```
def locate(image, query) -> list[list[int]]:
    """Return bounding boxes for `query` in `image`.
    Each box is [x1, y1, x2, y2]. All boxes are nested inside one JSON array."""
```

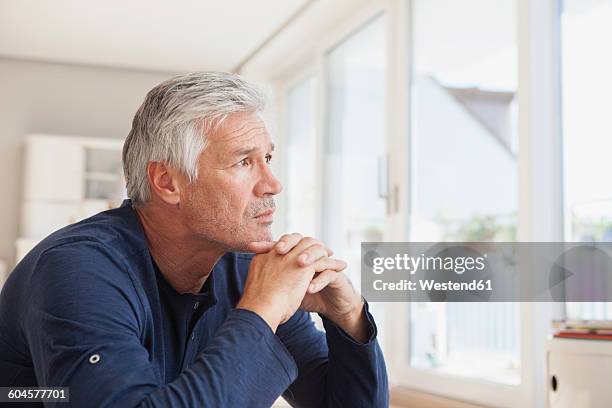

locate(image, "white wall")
[[0, 57, 176, 268]]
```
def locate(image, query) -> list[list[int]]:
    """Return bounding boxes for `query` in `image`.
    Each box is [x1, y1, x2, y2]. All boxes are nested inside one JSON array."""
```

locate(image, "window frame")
[[273, 67, 319, 238]]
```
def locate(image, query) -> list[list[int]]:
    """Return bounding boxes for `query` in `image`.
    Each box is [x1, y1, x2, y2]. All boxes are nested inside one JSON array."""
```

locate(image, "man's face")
[[179, 112, 282, 251]]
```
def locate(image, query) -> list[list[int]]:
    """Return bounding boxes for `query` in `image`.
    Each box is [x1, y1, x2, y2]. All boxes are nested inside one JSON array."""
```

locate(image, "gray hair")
[[122, 71, 267, 205]]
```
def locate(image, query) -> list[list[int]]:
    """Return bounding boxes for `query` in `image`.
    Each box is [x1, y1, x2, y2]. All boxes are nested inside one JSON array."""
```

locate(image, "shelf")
[[19, 134, 127, 263]]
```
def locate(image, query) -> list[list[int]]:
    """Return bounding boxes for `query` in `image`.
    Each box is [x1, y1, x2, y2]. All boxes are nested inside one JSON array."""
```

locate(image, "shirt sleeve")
[[276, 302, 389, 407], [25, 241, 298, 408]]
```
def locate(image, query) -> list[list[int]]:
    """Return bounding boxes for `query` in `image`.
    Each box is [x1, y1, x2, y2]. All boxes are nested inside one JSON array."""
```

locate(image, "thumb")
[[247, 240, 278, 254]]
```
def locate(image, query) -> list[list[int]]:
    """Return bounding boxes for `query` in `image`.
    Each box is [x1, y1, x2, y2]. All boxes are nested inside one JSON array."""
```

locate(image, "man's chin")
[[251, 228, 273, 245], [228, 226, 273, 252]]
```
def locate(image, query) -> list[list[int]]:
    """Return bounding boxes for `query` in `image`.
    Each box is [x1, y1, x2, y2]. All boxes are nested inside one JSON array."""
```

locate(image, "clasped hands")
[[237, 233, 368, 343]]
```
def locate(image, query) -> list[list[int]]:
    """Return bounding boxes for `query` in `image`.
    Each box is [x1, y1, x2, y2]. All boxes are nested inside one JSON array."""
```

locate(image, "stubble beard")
[[232, 198, 276, 250], [185, 191, 276, 252]]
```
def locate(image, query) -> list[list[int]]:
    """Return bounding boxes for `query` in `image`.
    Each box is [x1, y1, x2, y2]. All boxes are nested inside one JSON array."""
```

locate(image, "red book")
[[554, 331, 612, 341]]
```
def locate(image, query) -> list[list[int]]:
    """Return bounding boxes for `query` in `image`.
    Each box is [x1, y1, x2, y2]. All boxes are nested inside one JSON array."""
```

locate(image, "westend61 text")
[[373, 279, 493, 292]]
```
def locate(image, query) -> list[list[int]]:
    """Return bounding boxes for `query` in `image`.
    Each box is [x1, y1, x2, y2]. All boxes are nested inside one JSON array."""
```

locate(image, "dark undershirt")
[[153, 258, 216, 381]]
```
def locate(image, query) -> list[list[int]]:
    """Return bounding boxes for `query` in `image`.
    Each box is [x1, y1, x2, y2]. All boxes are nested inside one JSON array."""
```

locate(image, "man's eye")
[[238, 158, 250, 167], [265, 154, 272, 164]]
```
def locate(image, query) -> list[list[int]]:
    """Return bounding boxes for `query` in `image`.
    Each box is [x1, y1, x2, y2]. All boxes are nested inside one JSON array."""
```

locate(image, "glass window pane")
[[325, 14, 388, 284], [325, 14, 388, 345], [409, 0, 519, 384], [285, 76, 317, 237], [561, 0, 612, 319]]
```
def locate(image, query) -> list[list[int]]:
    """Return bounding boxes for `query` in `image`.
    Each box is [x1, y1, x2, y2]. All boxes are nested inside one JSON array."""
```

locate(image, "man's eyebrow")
[[230, 143, 275, 157]]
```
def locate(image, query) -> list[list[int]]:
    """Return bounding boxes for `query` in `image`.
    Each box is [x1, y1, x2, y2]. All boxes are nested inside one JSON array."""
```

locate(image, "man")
[[0, 72, 388, 407]]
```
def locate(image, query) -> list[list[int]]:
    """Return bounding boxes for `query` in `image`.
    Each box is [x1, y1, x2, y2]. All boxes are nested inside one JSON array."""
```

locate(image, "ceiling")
[[0, 0, 310, 73]]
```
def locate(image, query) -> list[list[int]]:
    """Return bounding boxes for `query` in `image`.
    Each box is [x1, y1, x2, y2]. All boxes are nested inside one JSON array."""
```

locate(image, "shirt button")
[[193, 301, 199, 310], [89, 354, 101, 364]]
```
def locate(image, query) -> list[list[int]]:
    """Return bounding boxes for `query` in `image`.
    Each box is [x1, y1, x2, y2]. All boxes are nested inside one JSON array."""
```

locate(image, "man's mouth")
[[253, 209, 275, 223]]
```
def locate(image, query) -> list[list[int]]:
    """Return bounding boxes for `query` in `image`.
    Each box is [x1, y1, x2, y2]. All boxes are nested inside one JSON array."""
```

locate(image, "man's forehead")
[[206, 113, 273, 157]]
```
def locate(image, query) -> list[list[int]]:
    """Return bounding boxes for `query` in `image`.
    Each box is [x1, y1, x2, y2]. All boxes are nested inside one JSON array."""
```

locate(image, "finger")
[[284, 236, 319, 261], [311, 257, 347, 273], [274, 233, 303, 254], [285, 237, 333, 264], [247, 241, 277, 253], [308, 270, 342, 293], [296, 243, 334, 266]]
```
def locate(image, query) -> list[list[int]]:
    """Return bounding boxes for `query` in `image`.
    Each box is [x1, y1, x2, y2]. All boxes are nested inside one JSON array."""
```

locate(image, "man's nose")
[[255, 163, 283, 196]]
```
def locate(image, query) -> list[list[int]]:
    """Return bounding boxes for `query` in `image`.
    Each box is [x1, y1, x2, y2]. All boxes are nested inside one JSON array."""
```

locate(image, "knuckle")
[[306, 245, 326, 259], [330, 259, 346, 269], [307, 242, 322, 252], [298, 237, 315, 247], [305, 237, 323, 247]]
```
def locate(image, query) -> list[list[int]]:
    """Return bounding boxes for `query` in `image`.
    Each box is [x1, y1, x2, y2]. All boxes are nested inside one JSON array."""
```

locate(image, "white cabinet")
[[17, 134, 126, 262], [24, 136, 84, 201], [547, 338, 612, 408]]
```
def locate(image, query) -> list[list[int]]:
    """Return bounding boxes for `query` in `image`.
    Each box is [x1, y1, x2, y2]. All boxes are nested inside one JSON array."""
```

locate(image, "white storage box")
[[547, 337, 612, 407]]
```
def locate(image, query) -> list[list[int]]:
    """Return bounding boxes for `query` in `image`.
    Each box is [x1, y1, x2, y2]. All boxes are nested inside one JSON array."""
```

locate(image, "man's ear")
[[146, 161, 183, 205]]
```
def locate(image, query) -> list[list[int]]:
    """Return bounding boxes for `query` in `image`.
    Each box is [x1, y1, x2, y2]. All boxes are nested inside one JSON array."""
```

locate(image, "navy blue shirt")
[[0, 200, 388, 407]]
